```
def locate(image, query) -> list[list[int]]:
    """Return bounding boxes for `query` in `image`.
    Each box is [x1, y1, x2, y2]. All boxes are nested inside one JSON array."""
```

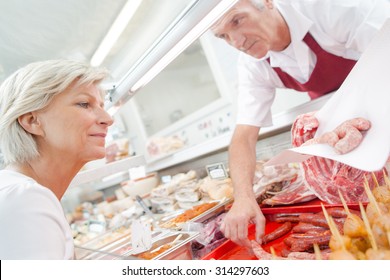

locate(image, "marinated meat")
[[291, 112, 386, 204]]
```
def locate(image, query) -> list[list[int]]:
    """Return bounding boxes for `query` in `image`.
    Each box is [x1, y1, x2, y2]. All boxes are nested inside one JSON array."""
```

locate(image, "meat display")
[[325, 179, 390, 260], [191, 213, 227, 259], [302, 117, 371, 154], [291, 112, 386, 204], [254, 161, 317, 205]]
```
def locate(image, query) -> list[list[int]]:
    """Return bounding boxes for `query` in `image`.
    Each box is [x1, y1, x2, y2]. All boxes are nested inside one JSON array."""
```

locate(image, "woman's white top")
[[236, 0, 390, 127], [0, 170, 74, 259]]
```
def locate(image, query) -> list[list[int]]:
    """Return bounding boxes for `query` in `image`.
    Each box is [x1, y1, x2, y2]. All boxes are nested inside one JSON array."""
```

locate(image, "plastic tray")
[[201, 222, 287, 260], [202, 199, 362, 260], [260, 198, 361, 214]]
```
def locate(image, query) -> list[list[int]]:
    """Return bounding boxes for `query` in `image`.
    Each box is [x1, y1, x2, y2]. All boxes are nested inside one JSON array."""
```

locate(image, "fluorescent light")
[[129, 0, 237, 92], [91, 0, 143, 66]]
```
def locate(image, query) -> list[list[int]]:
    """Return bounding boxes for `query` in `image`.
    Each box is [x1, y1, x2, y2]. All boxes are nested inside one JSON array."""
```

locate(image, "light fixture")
[[90, 0, 143, 66], [129, 0, 237, 92], [105, 0, 238, 115]]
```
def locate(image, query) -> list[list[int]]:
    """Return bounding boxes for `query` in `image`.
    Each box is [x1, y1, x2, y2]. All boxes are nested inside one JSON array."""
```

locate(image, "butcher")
[[211, 0, 390, 247]]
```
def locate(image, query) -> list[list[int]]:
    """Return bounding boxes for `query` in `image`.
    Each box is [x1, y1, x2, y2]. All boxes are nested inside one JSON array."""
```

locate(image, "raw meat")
[[254, 161, 317, 205], [291, 112, 385, 203]]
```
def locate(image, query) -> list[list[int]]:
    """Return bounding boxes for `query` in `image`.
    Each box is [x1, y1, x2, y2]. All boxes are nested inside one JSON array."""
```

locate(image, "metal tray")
[[74, 227, 132, 259], [77, 229, 169, 260], [126, 231, 199, 260], [158, 198, 232, 230]]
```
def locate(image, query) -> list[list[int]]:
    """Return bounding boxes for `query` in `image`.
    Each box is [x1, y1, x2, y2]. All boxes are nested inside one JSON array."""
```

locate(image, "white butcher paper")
[[266, 19, 390, 172]]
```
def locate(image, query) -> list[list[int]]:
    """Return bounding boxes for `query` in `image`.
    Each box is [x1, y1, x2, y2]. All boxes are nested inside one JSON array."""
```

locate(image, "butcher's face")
[[211, 0, 276, 59], [35, 81, 113, 163]]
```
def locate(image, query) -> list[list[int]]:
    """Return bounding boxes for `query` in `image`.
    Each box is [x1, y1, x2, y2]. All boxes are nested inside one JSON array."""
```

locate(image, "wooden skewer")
[[359, 202, 378, 251], [313, 243, 322, 260], [383, 170, 390, 187], [270, 246, 277, 260], [371, 172, 379, 188], [363, 176, 382, 216], [321, 203, 345, 250], [338, 189, 351, 215]]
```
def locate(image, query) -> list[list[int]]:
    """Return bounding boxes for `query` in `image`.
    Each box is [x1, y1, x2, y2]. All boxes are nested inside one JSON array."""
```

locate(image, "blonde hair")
[[0, 59, 109, 165]]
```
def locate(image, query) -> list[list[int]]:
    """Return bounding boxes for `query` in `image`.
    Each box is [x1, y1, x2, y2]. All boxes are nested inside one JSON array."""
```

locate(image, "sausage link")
[[292, 222, 328, 233], [262, 222, 292, 244]]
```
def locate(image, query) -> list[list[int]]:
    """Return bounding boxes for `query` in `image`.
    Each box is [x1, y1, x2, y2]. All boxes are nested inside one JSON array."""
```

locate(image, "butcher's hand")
[[304, 118, 371, 154], [220, 195, 265, 248]]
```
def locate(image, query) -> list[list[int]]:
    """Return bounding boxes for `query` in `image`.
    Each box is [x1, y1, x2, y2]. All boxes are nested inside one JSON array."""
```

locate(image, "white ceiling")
[[0, 0, 194, 83]]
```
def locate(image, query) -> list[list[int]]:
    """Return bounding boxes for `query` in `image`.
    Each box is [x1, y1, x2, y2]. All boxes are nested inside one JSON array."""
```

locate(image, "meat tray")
[[260, 198, 361, 214], [126, 231, 199, 260], [74, 226, 132, 259], [77, 230, 167, 260], [202, 199, 360, 260], [158, 198, 232, 230], [191, 198, 232, 224]]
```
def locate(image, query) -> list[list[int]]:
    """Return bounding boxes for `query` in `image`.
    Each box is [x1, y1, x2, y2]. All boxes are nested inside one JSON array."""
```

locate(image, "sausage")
[[299, 213, 345, 233], [274, 216, 301, 223], [302, 117, 371, 154], [287, 251, 330, 260], [292, 222, 328, 233], [262, 222, 292, 244], [290, 230, 331, 240], [299, 213, 330, 228], [289, 234, 331, 252]]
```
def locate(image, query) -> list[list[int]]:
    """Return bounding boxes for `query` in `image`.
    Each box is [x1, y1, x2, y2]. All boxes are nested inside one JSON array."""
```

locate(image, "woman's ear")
[[18, 112, 44, 136]]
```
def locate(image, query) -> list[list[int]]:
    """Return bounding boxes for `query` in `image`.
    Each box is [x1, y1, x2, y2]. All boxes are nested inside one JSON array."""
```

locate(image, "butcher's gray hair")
[[0, 59, 109, 165], [250, 0, 266, 10]]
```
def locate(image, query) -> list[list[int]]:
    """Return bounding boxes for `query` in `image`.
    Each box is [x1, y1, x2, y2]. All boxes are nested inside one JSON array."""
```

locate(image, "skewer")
[[363, 176, 382, 216], [313, 243, 322, 260], [371, 172, 379, 188], [363, 177, 390, 247], [358, 202, 378, 251], [270, 246, 277, 260], [383, 170, 390, 187], [338, 189, 351, 215], [321, 203, 345, 250]]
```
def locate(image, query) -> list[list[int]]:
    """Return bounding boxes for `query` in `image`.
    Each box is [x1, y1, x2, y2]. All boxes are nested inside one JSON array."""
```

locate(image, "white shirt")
[[236, 0, 390, 127], [0, 170, 74, 259]]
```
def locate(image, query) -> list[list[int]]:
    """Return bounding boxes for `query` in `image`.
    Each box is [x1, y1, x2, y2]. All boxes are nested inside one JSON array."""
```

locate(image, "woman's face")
[[35, 82, 113, 163]]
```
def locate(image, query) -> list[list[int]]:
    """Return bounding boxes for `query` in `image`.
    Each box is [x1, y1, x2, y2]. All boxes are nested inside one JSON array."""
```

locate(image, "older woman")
[[0, 60, 113, 259]]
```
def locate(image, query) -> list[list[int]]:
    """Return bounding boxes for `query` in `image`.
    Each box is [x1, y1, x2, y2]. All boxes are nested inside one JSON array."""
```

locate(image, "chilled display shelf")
[[145, 93, 332, 173], [69, 155, 146, 188]]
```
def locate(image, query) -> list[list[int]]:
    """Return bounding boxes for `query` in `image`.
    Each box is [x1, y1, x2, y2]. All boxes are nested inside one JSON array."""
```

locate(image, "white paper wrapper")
[[267, 19, 390, 172]]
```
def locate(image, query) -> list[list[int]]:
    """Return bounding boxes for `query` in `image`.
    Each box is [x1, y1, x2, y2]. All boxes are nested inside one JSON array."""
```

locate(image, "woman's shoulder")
[[0, 170, 59, 210]]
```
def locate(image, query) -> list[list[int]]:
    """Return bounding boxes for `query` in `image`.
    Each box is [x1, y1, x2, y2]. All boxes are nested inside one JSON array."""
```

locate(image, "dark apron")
[[269, 33, 357, 99]]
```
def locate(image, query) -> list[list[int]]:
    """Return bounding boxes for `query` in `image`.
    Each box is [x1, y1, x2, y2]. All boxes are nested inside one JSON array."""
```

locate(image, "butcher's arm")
[[221, 124, 265, 247]]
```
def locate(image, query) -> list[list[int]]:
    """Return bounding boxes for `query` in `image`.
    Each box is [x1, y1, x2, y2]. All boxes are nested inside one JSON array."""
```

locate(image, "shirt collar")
[[267, 1, 314, 74]]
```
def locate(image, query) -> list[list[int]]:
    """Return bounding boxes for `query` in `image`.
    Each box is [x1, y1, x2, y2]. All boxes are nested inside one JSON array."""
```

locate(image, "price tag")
[[131, 220, 152, 254], [161, 175, 172, 184], [206, 163, 228, 180], [129, 165, 146, 181]]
